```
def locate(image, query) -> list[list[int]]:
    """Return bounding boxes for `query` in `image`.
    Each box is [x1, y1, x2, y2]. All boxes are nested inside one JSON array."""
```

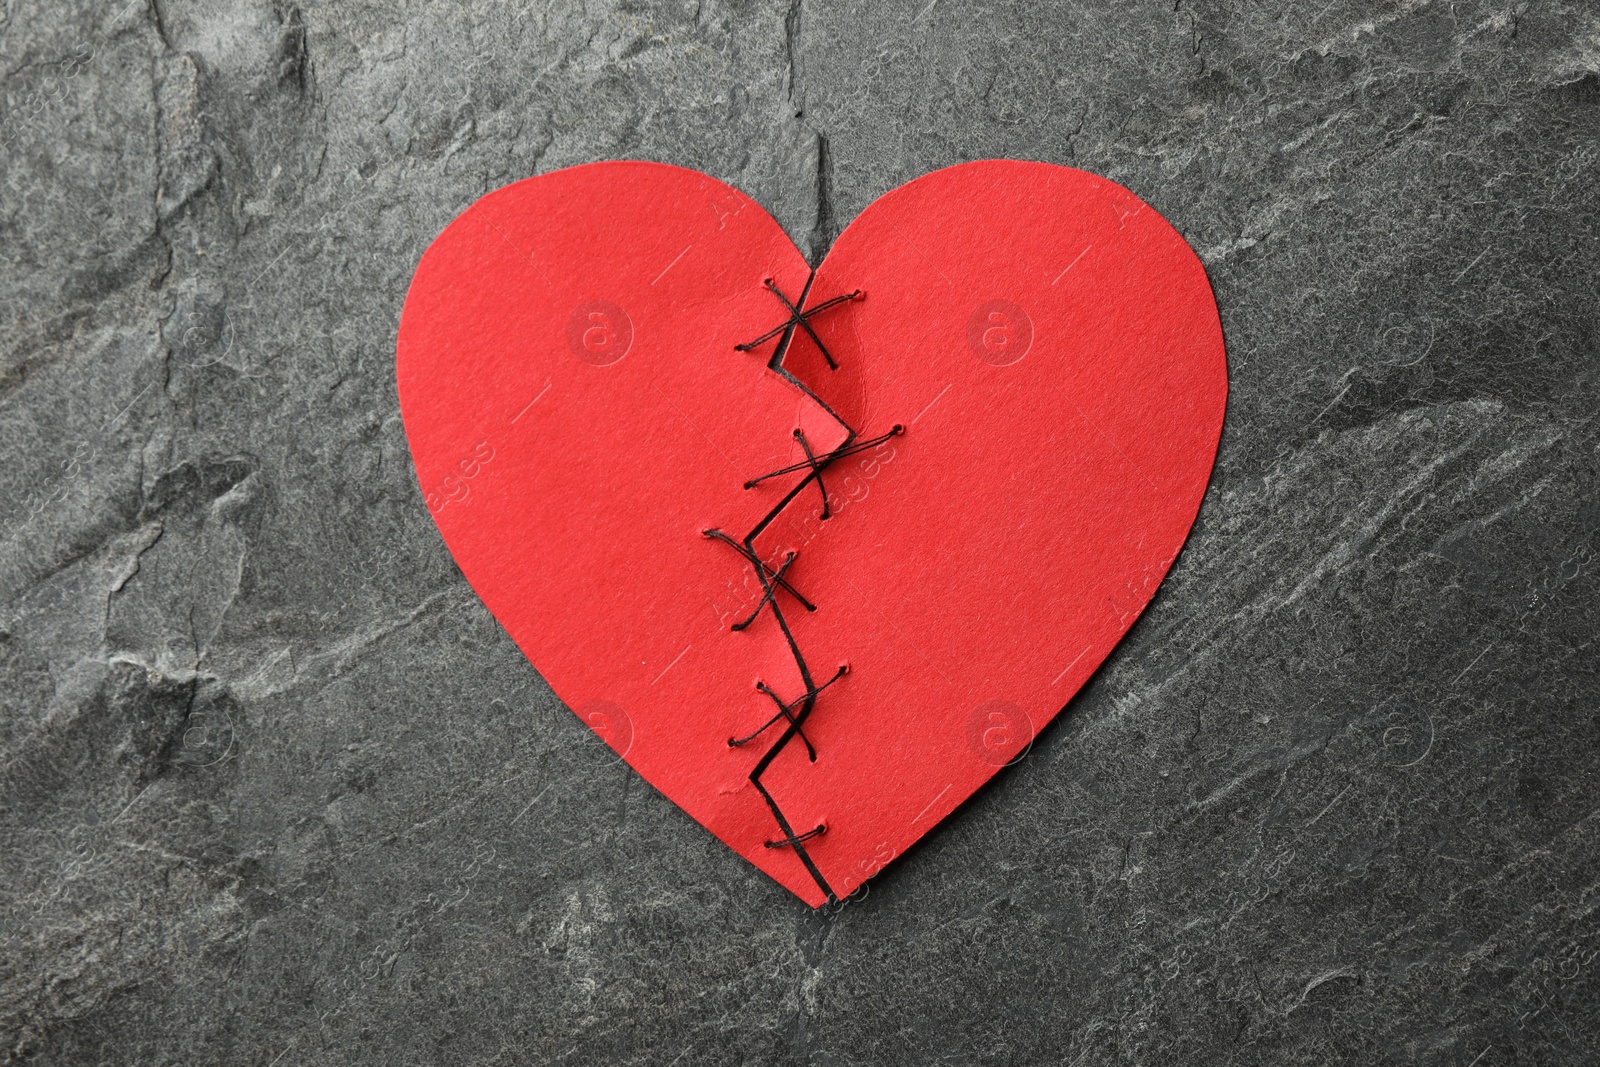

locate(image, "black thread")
[[743, 426, 904, 490], [710, 275, 901, 906], [729, 664, 849, 760], [702, 529, 816, 613], [727, 550, 797, 632], [734, 279, 862, 369], [765, 824, 825, 849], [792, 428, 831, 519]]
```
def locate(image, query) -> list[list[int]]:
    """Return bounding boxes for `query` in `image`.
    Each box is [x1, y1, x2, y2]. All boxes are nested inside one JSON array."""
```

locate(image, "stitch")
[[765, 823, 826, 849], [729, 665, 849, 760], [701, 528, 816, 612], [733, 279, 862, 368], [727, 550, 798, 632], [743, 425, 904, 489]]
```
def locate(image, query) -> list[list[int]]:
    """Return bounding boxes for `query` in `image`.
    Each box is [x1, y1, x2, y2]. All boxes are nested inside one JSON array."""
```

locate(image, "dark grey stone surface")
[[2, 0, 1598, 1062]]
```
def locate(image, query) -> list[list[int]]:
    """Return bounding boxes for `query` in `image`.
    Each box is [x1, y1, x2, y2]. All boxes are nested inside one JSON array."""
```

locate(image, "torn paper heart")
[[396, 160, 1227, 906]]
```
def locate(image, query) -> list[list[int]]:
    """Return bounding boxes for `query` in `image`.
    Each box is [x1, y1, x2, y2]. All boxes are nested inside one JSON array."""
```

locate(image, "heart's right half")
[[397, 159, 1226, 906]]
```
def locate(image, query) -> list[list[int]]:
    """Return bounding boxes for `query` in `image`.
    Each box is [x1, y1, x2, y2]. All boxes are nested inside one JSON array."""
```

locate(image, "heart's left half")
[[397, 160, 1226, 906]]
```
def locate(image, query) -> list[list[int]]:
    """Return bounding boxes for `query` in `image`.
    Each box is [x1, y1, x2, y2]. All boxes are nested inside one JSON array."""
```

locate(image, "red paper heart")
[[397, 160, 1226, 906]]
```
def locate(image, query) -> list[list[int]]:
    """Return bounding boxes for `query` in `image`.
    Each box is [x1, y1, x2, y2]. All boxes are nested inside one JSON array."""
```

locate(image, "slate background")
[[3, 0, 1599, 1062]]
